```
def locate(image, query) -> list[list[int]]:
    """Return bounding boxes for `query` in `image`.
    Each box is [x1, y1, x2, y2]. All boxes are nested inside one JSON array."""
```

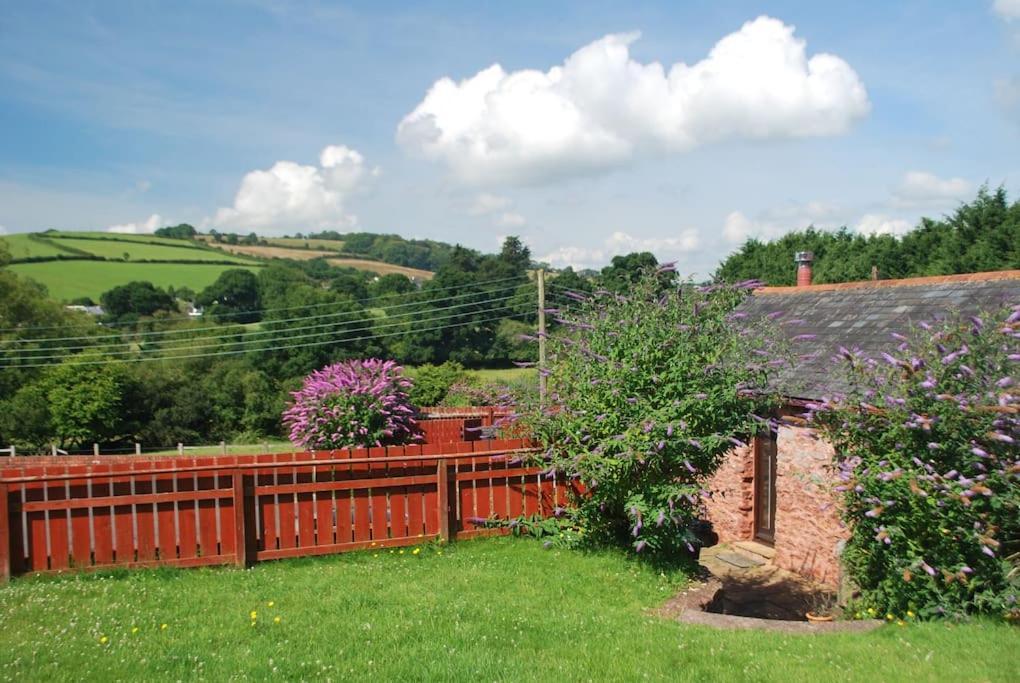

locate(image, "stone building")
[[703, 260, 1020, 586]]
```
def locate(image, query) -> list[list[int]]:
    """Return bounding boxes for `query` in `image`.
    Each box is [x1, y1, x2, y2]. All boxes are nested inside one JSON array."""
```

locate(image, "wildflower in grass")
[[250, 611, 258, 620], [274, 616, 281, 624], [131, 626, 139, 634], [99, 636, 108, 645], [160, 623, 168, 630], [398, 549, 404, 555], [412, 548, 421, 555], [267, 601, 274, 607]]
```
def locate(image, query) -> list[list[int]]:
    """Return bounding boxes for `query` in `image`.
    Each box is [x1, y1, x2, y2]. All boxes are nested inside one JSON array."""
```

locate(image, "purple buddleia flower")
[[635, 540, 647, 553]]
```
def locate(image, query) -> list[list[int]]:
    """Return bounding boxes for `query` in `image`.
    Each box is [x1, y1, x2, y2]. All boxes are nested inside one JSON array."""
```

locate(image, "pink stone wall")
[[703, 425, 848, 586]]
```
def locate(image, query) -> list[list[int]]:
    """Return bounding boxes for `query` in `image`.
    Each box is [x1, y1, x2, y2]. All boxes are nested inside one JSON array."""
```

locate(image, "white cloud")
[[854, 213, 913, 236], [541, 229, 700, 269], [466, 192, 527, 226], [721, 202, 843, 244], [398, 16, 869, 185], [996, 76, 1020, 124], [891, 170, 971, 207], [497, 212, 526, 227], [468, 193, 512, 215], [211, 144, 373, 232], [107, 213, 162, 234], [993, 0, 1020, 20]]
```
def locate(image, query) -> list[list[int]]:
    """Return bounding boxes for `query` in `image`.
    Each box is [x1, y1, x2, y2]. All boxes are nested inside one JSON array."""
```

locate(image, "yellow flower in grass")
[[906, 610, 915, 618], [866, 608, 876, 616], [886, 613, 894, 621], [160, 624, 168, 631], [99, 636, 108, 645], [398, 549, 405, 555], [897, 620, 906, 627], [267, 601, 274, 608], [274, 616, 281, 624], [412, 548, 421, 555], [437, 550, 443, 556], [250, 611, 258, 620], [131, 627, 139, 635]]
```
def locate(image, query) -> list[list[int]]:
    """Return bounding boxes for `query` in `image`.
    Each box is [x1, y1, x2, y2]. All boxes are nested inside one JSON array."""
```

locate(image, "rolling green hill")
[[7, 261, 263, 301]]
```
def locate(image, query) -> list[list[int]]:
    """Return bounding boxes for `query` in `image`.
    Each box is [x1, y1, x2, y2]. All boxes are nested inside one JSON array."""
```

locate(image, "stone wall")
[[703, 425, 847, 586]]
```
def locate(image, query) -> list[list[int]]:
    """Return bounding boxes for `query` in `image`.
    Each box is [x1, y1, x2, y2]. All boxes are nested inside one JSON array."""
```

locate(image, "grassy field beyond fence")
[[0, 537, 1015, 681]]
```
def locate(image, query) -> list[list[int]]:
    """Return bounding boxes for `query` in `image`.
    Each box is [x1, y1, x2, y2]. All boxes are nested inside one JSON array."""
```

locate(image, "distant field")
[[204, 243, 338, 261], [51, 238, 256, 263], [0, 234, 76, 259], [48, 231, 200, 247], [326, 257, 433, 280], [9, 261, 262, 301], [266, 237, 347, 250]]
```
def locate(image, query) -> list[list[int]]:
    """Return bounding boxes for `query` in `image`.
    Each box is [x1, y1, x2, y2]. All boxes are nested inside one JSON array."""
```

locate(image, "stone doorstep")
[[733, 540, 777, 561]]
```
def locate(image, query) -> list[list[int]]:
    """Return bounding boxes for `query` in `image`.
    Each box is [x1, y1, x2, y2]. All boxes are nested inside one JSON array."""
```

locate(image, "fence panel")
[[0, 438, 564, 580]]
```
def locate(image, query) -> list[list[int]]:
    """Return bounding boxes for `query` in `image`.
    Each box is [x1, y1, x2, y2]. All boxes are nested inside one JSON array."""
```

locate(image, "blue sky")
[[1, 0, 1018, 277]]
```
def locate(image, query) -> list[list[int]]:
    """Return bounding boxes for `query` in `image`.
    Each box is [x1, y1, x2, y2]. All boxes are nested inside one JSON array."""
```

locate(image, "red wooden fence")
[[0, 438, 571, 581]]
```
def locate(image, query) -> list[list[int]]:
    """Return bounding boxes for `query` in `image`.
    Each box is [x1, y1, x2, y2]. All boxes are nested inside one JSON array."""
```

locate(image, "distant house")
[[703, 259, 1020, 585], [65, 304, 105, 316], [186, 303, 204, 318]]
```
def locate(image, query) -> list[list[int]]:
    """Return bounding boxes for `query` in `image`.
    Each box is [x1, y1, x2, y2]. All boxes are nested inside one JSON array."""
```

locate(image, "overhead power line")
[[4, 282, 525, 346], [2, 310, 533, 369], [4, 289, 523, 357], [0, 274, 528, 335], [1, 297, 522, 363]]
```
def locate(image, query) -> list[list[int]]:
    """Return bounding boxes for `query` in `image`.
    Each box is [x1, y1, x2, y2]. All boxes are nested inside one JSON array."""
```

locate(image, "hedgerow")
[[809, 306, 1019, 620]]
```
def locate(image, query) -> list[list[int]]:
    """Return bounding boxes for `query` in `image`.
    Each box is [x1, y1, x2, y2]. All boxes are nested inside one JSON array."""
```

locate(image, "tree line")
[[715, 187, 1020, 285]]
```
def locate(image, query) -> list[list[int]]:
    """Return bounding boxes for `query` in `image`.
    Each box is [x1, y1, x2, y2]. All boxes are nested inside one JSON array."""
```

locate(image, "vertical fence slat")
[[276, 453, 297, 551], [155, 468, 177, 562], [175, 461, 198, 561], [313, 452, 335, 547], [67, 465, 91, 569], [133, 462, 157, 562], [91, 464, 114, 566], [195, 459, 218, 559], [0, 482, 9, 582], [110, 463, 134, 564], [44, 465, 69, 571], [416, 444, 437, 538], [257, 454, 278, 553], [296, 454, 315, 550]]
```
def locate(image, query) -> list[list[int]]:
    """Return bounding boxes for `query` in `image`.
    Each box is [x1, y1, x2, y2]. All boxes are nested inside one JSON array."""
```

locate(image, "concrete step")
[[733, 541, 776, 562]]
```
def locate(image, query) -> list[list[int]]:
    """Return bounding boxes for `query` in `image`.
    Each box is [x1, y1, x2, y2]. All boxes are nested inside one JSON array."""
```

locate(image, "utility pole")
[[537, 268, 547, 406]]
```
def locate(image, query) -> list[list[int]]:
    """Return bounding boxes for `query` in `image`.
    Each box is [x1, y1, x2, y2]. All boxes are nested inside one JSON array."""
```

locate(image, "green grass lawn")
[[0, 538, 1014, 682], [466, 367, 535, 384], [8, 261, 263, 301]]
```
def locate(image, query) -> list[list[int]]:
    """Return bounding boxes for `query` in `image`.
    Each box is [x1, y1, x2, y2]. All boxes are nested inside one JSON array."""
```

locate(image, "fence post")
[[232, 469, 248, 567], [437, 459, 450, 543], [9, 445, 13, 457], [51, 444, 57, 457], [178, 443, 184, 456], [135, 443, 141, 455], [220, 441, 227, 456], [0, 483, 10, 583], [93, 443, 99, 456]]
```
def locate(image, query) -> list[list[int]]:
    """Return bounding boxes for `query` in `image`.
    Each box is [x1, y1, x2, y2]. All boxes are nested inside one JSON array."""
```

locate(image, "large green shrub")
[[526, 272, 784, 557], [810, 306, 1019, 620], [407, 361, 465, 406]]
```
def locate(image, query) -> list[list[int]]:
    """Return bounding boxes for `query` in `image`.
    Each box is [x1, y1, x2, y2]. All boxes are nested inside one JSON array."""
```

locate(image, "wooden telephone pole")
[[537, 269, 547, 405]]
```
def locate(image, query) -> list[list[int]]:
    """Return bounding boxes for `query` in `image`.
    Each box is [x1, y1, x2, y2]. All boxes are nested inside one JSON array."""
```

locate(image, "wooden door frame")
[[752, 432, 777, 543]]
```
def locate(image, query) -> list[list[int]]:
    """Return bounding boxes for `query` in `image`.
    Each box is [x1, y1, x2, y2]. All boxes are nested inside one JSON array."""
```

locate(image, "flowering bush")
[[525, 271, 786, 558], [809, 306, 1019, 620], [282, 359, 419, 449]]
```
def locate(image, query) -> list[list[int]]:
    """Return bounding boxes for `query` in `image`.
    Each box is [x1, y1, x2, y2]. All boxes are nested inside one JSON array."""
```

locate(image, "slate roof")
[[735, 271, 1020, 400]]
